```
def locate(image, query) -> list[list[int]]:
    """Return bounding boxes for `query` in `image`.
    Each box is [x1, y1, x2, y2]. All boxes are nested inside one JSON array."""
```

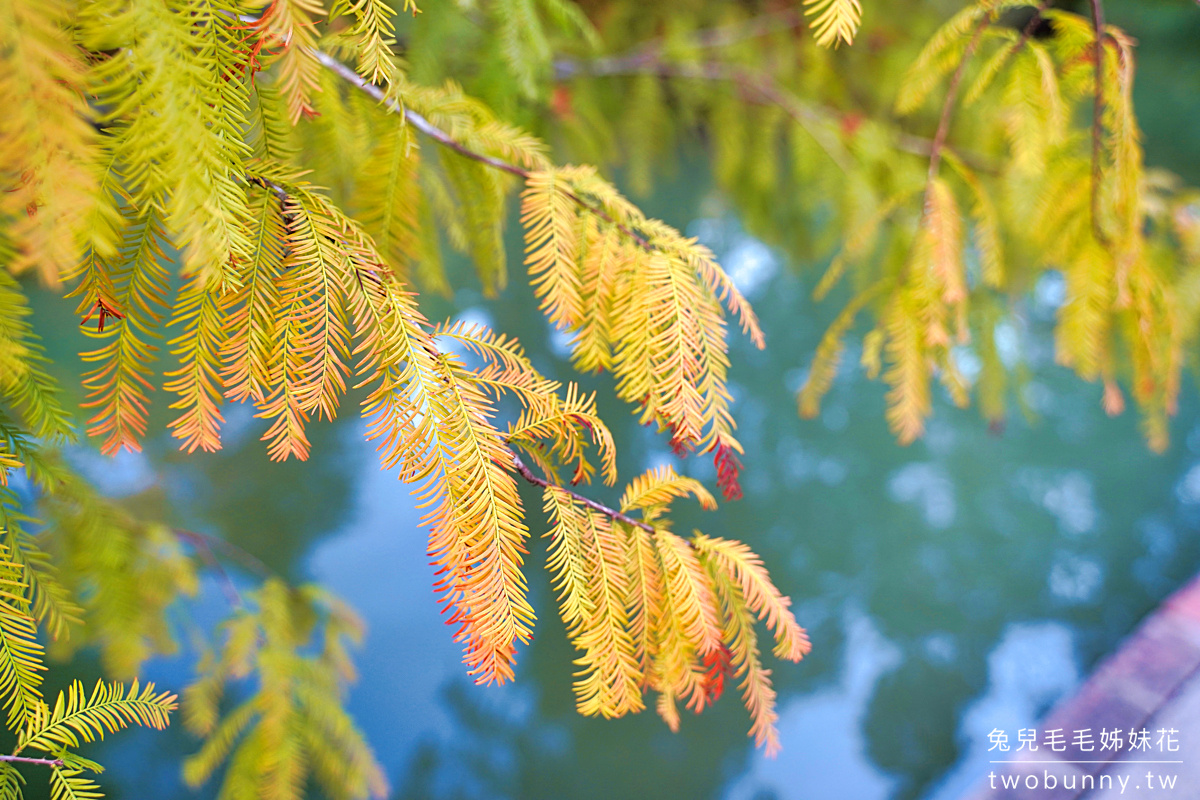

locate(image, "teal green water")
[[20, 5, 1200, 799]]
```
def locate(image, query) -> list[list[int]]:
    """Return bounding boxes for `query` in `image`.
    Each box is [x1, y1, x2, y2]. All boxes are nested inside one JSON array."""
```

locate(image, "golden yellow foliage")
[[0, 0, 830, 775]]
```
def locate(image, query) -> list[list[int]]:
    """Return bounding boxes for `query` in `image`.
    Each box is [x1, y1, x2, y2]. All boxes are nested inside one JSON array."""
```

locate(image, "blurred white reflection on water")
[[889, 463, 957, 530], [724, 609, 902, 800], [1016, 469, 1098, 537], [927, 622, 1078, 800], [1175, 462, 1200, 505], [1048, 551, 1105, 605], [722, 236, 777, 299]]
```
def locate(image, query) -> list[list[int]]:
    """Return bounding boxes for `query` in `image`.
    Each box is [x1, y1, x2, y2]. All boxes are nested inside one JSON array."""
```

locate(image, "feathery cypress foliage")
[[182, 580, 388, 800], [3, 0, 1194, 785]]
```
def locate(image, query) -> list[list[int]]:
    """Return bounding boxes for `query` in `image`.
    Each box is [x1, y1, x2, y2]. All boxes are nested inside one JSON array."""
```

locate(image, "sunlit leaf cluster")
[[542, 467, 810, 752]]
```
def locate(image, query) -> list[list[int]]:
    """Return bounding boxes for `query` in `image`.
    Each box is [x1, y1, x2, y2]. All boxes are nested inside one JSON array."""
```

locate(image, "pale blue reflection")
[[888, 463, 956, 530], [67, 446, 157, 497], [305, 422, 531, 782], [1016, 469, 1098, 537], [724, 610, 902, 800], [1047, 551, 1105, 605], [928, 622, 1079, 800]]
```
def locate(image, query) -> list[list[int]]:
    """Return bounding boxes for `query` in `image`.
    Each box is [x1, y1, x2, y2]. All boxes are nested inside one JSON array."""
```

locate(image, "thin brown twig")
[[924, 18, 990, 199], [957, 0, 1053, 92], [311, 51, 527, 180], [507, 452, 654, 533], [173, 526, 272, 594], [247, 173, 291, 204], [0, 754, 64, 768], [555, 54, 999, 175], [1089, 0, 1110, 246], [558, 56, 855, 173], [173, 529, 246, 608], [312, 50, 661, 254]]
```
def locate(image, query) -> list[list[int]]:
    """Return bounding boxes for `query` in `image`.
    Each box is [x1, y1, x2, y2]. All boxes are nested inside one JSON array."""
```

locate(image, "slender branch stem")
[[314, 53, 531, 179], [1089, 0, 1110, 245], [247, 174, 290, 204], [924, 18, 989, 199], [175, 528, 272, 580], [554, 54, 996, 175], [407, 110, 530, 178], [558, 56, 854, 173], [173, 529, 247, 607], [0, 754, 64, 768], [507, 452, 655, 533], [1014, 2, 1053, 55], [312, 50, 662, 252]]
